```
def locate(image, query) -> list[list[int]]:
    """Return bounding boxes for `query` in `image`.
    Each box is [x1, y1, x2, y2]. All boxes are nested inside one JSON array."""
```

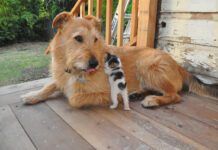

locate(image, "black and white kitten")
[[104, 53, 130, 110]]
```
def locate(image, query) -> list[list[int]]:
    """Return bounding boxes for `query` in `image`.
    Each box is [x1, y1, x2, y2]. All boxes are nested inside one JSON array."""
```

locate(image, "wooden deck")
[[0, 78, 218, 150]]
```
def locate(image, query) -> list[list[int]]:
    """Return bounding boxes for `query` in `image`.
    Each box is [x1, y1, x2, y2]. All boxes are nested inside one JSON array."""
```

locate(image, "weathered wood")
[[88, 0, 93, 15], [0, 105, 36, 150], [131, 101, 218, 150], [11, 102, 94, 150], [0, 78, 51, 96], [94, 108, 207, 149], [130, 0, 138, 44], [105, 0, 113, 44], [47, 98, 151, 150], [161, 0, 218, 12], [80, 2, 86, 17], [137, 0, 158, 47], [157, 40, 218, 78], [158, 14, 218, 47], [117, 0, 125, 46]]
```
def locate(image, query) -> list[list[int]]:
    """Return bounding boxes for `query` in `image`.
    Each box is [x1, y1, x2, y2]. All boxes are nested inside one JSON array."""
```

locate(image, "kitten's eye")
[[94, 37, 98, 43], [74, 35, 83, 43]]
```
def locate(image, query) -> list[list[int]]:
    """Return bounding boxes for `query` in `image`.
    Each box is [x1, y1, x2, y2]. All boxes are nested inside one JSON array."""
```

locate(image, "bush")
[[0, 0, 76, 46]]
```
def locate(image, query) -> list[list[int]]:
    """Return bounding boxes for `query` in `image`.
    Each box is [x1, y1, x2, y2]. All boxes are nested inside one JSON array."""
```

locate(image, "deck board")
[[131, 101, 218, 150], [11, 102, 94, 150], [0, 78, 218, 150], [0, 105, 36, 150], [47, 99, 151, 150]]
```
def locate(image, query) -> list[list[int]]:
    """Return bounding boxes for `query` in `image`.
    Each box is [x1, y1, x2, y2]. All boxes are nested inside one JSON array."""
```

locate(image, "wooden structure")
[[157, 0, 218, 79], [70, 0, 158, 47], [0, 78, 218, 150]]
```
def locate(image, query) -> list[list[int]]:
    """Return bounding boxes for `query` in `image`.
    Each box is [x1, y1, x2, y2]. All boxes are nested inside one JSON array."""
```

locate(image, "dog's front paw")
[[141, 95, 159, 108], [21, 91, 42, 105]]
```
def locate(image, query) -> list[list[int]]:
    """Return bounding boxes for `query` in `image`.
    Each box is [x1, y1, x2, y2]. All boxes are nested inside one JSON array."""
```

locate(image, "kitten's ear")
[[105, 52, 111, 61]]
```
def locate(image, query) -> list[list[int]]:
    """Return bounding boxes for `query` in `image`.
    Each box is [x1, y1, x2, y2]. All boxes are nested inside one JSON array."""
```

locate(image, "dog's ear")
[[52, 12, 71, 29], [84, 15, 101, 31]]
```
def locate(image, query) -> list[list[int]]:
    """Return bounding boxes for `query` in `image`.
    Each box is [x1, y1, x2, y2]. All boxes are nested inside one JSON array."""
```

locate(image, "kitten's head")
[[104, 52, 121, 71]]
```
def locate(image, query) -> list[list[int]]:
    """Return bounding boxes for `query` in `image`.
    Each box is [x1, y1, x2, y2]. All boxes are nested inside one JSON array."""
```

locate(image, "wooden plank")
[[96, 0, 102, 19], [47, 98, 151, 150], [131, 101, 218, 150], [0, 78, 51, 96], [130, 0, 138, 44], [117, 0, 125, 46], [0, 86, 42, 106], [94, 108, 207, 149], [157, 40, 218, 78], [0, 105, 36, 150], [161, 0, 218, 13], [137, 0, 158, 47], [88, 0, 93, 15], [80, 2, 86, 17], [11, 102, 94, 150], [105, 0, 113, 45], [158, 14, 218, 47], [169, 94, 218, 129]]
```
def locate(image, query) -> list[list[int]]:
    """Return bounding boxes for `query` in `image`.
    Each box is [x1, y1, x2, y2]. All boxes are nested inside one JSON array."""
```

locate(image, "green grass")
[[0, 42, 50, 86]]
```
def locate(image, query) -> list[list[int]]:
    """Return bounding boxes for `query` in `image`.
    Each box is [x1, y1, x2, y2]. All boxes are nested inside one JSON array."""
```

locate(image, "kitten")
[[104, 53, 130, 110]]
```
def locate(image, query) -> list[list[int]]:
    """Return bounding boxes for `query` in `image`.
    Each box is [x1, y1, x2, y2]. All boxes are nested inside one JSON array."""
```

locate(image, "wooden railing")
[[70, 0, 158, 47]]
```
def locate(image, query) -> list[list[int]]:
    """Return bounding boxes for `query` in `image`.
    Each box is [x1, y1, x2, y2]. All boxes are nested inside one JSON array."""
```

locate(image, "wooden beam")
[[117, 0, 125, 46], [137, 0, 158, 47], [105, 0, 113, 45], [80, 2, 86, 17], [88, 0, 93, 15], [130, 0, 138, 44]]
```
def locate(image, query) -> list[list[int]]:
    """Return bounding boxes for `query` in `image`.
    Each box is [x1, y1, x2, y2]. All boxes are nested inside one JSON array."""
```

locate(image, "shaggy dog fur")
[[21, 12, 218, 108]]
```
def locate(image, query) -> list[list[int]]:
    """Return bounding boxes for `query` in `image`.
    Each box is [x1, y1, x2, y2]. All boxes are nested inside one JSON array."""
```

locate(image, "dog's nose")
[[88, 57, 99, 68]]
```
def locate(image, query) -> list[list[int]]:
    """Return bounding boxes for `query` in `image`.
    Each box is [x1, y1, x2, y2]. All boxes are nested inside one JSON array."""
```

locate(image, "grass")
[[0, 42, 50, 87]]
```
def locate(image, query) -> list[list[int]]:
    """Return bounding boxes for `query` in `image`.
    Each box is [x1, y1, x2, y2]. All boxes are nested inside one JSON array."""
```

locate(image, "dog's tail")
[[178, 66, 218, 99]]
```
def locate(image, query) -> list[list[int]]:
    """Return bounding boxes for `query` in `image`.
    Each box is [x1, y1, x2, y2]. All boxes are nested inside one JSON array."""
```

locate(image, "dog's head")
[[50, 12, 105, 75]]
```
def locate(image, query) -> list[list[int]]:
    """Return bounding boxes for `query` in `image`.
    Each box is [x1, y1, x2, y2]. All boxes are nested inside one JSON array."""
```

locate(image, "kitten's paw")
[[21, 91, 42, 105], [110, 104, 118, 109], [124, 106, 131, 111]]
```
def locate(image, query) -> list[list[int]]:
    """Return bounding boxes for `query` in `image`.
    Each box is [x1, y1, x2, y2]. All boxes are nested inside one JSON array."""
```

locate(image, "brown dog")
[[21, 12, 218, 108]]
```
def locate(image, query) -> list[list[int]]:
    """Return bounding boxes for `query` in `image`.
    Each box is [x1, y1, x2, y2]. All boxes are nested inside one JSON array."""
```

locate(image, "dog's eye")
[[94, 37, 98, 43], [74, 35, 83, 43]]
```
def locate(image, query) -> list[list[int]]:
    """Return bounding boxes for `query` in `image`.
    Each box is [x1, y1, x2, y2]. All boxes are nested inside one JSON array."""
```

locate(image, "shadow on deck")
[[0, 78, 218, 150]]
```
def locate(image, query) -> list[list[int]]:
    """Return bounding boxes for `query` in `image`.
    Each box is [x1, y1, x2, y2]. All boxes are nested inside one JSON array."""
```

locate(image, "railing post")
[[105, 0, 113, 45], [130, 0, 138, 45], [88, 0, 93, 15], [137, 0, 158, 47], [80, 2, 86, 17], [117, 0, 125, 46]]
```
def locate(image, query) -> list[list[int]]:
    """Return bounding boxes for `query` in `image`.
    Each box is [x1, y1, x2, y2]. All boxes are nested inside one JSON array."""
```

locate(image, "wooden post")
[[105, 0, 113, 45], [130, 0, 138, 44], [137, 0, 158, 47], [117, 0, 125, 47], [88, 0, 93, 15], [80, 2, 86, 17]]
